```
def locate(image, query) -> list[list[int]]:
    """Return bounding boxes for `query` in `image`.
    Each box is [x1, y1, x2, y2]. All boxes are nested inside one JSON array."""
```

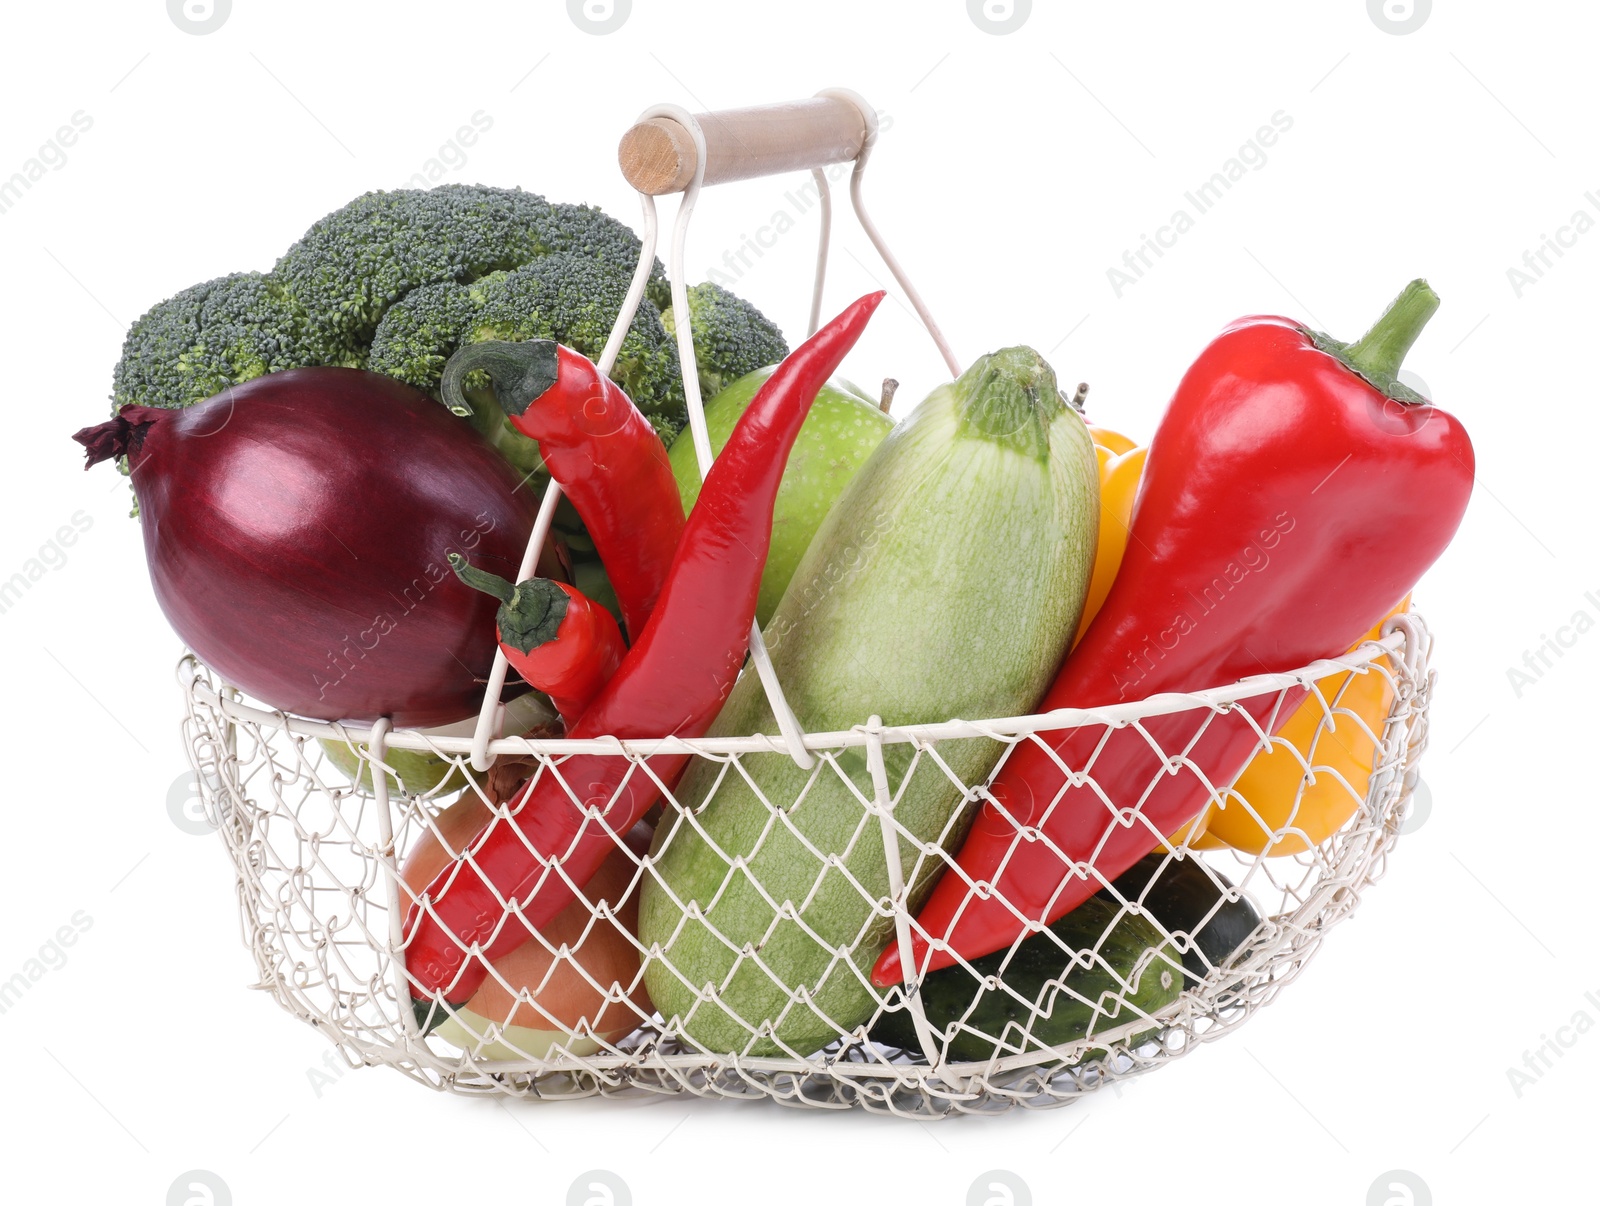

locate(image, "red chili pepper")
[[448, 553, 624, 727], [407, 292, 886, 1028], [441, 340, 684, 642], [874, 279, 1473, 986]]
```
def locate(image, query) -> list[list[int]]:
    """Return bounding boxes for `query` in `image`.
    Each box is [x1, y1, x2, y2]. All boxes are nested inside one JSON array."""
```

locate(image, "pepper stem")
[[1342, 279, 1439, 384], [447, 552, 514, 603], [451, 554, 569, 654], [440, 340, 561, 419]]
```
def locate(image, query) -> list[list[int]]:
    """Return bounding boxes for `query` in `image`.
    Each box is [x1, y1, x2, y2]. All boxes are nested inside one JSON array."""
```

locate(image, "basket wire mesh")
[[180, 612, 1432, 1117]]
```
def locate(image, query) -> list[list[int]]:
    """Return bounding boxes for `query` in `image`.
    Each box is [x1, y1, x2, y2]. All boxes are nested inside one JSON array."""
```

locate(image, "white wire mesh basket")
[[179, 610, 1432, 1118], [173, 92, 1439, 1116]]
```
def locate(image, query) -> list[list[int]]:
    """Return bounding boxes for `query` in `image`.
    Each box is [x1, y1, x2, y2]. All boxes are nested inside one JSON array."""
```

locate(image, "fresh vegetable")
[[1094, 854, 1262, 985], [875, 279, 1474, 985], [1076, 432, 1226, 853], [72, 368, 537, 727], [1076, 432, 1146, 647], [1202, 597, 1411, 856], [440, 340, 685, 641], [400, 795, 651, 1059], [108, 272, 323, 414], [640, 345, 1100, 1058], [869, 895, 1181, 1063], [320, 691, 557, 796], [1159, 811, 1225, 853], [112, 186, 670, 413], [667, 368, 894, 625], [278, 192, 666, 360], [449, 554, 625, 727], [402, 293, 886, 1028], [1085, 422, 1137, 456], [369, 252, 684, 467], [111, 185, 787, 460], [661, 281, 790, 401]]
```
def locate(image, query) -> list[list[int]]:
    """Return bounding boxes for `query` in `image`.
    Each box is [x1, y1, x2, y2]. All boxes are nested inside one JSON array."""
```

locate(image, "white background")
[[0, 1, 1589, 1203]]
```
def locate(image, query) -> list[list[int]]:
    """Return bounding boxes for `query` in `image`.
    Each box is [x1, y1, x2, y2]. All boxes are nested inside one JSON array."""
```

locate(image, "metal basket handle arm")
[[474, 90, 958, 773], [644, 102, 815, 771], [632, 92, 963, 774], [467, 194, 663, 772]]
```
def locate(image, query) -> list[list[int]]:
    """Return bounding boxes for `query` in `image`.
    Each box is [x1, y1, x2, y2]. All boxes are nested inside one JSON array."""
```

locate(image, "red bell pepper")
[[407, 292, 886, 1028], [441, 340, 684, 641], [448, 554, 624, 727], [874, 279, 1473, 985]]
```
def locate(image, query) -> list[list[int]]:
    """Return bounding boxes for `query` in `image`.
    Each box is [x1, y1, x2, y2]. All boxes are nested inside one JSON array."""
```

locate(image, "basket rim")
[[179, 618, 1421, 758]]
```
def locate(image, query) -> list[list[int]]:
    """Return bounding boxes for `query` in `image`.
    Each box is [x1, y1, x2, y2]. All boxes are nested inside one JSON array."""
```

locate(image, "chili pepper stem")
[[1341, 278, 1439, 384], [447, 552, 515, 603], [449, 553, 569, 653], [440, 339, 561, 419]]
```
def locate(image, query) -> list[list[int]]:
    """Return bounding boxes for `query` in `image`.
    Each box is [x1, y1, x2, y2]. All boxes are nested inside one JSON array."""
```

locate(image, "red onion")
[[75, 368, 538, 726]]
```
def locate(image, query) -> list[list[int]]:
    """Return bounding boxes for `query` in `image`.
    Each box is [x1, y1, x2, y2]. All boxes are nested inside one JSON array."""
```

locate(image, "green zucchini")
[[869, 895, 1182, 1062], [640, 347, 1099, 1057]]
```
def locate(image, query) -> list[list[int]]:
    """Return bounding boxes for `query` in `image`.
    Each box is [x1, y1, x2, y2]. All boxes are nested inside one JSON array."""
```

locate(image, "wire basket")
[[179, 609, 1432, 1118], [173, 92, 1439, 1116]]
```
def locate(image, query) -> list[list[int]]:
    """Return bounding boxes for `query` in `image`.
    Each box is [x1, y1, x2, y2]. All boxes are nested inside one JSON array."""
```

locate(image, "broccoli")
[[661, 281, 790, 401], [111, 271, 316, 412], [271, 187, 674, 360], [108, 184, 782, 442], [112, 185, 674, 411], [369, 253, 685, 468]]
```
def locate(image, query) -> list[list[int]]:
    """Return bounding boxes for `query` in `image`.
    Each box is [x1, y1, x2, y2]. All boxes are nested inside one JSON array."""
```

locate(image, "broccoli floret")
[[364, 277, 493, 399], [272, 185, 668, 360], [110, 272, 317, 410], [662, 281, 790, 400], [369, 253, 685, 467], [545, 201, 674, 314], [111, 184, 675, 417], [468, 256, 683, 429]]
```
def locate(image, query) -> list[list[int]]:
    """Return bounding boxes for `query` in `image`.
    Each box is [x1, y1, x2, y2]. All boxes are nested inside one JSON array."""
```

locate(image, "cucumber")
[[870, 895, 1182, 1062], [640, 347, 1099, 1057], [1096, 854, 1263, 985]]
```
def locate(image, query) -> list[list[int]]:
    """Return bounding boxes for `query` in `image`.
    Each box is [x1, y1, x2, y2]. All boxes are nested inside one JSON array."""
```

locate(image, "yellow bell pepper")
[[1075, 437, 1147, 648], [1086, 423, 1137, 457], [1201, 596, 1411, 856]]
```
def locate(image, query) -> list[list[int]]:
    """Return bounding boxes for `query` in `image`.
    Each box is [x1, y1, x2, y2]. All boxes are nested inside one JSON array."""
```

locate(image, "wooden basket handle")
[[618, 96, 869, 195]]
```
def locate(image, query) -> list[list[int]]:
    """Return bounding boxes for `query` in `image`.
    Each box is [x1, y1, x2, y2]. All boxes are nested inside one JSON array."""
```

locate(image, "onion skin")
[[97, 368, 537, 726]]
